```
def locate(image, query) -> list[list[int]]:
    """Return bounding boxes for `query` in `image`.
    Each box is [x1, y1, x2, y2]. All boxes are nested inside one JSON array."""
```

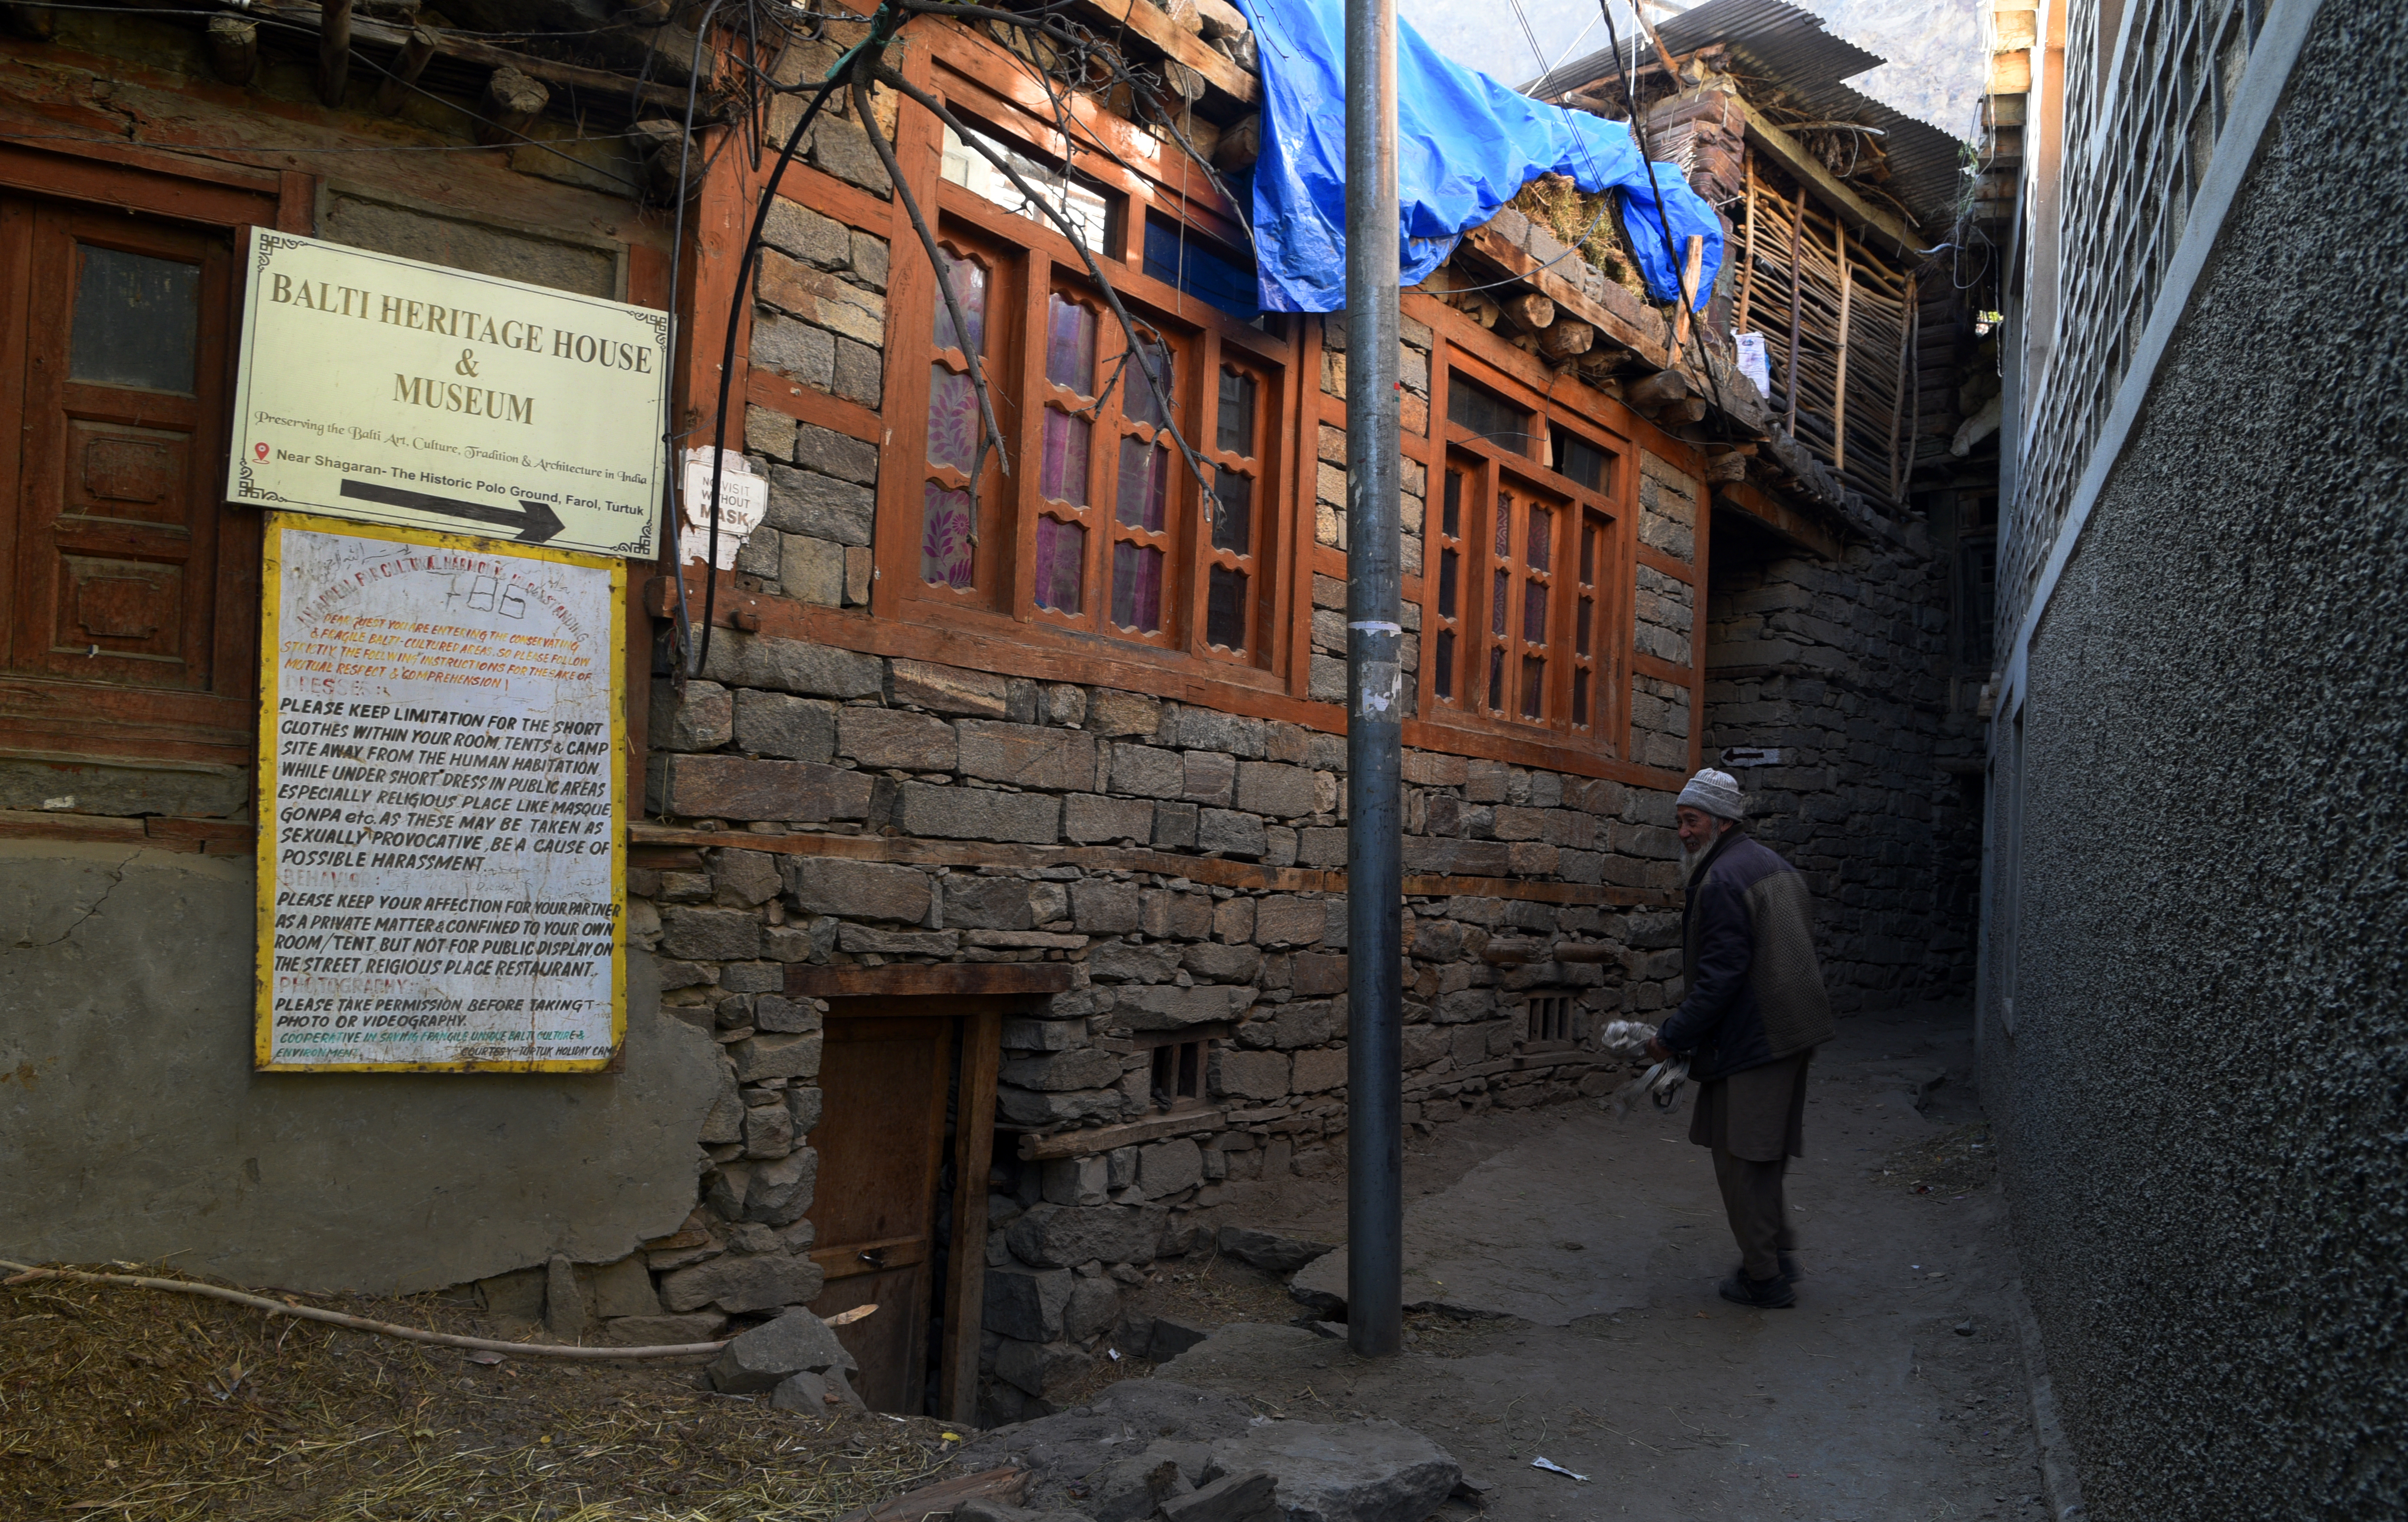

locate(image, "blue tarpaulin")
[[1232, 0, 1723, 315]]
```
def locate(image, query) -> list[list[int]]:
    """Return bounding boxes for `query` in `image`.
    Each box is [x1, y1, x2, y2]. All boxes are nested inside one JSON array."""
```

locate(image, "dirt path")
[[1102, 1004, 2051, 1522]]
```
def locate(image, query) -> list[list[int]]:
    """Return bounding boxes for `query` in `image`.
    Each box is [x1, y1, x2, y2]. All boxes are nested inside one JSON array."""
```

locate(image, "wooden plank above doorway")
[[785, 963, 1075, 999]]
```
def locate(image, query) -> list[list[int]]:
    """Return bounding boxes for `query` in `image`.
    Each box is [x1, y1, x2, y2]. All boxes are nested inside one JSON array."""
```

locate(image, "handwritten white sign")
[[256, 513, 625, 1072]]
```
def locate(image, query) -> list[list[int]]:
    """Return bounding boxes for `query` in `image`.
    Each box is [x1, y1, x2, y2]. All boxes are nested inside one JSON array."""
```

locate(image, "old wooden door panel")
[[12, 205, 229, 687], [807, 1014, 952, 1414], [0, 192, 256, 765]]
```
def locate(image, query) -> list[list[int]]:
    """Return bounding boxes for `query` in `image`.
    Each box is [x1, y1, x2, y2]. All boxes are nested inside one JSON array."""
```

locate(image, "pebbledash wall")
[[1979, 1, 2408, 1516]]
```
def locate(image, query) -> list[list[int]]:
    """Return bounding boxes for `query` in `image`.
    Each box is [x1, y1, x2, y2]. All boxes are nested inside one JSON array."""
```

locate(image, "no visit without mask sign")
[[227, 228, 669, 559]]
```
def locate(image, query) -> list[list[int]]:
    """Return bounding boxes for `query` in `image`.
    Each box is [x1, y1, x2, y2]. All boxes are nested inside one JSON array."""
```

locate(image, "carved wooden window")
[[920, 239, 1001, 598], [910, 103, 1291, 675], [1201, 358, 1268, 657], [1423, 366, 1630, 752]]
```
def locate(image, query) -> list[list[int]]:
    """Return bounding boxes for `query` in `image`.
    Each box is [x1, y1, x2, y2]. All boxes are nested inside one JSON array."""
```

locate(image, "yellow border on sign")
[[254, 509, 628, 1074]]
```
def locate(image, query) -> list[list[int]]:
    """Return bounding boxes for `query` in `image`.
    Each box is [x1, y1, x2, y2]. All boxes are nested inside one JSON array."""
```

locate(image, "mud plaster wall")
[[1978, 6, 2408, 1516], [0, 842, 720, 1292], [1702, 524, 1982, 1013]]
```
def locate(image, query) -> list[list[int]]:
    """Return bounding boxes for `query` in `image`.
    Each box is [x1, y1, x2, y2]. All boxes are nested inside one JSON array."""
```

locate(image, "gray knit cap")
[[1676, 767, 1747, 821]]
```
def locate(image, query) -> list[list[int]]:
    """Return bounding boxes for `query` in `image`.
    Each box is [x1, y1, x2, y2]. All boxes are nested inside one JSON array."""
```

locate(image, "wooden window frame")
[[725, 19, 1707, 789], [873, 52, 1300, 690], [1418, 352, 1634, 759]]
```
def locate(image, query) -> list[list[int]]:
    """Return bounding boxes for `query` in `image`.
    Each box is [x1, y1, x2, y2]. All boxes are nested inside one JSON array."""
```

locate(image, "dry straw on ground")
[[0, 1264, 957, 1521]]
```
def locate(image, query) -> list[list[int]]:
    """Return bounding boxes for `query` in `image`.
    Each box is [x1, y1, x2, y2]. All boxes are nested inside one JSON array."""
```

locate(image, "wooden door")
[[0, 194, 255, 764], [807, 1015, 954, 1414]]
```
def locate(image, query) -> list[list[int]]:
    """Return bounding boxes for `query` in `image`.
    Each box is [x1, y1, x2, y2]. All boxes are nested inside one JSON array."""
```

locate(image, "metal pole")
[[1343, 0, 1403, 1361]]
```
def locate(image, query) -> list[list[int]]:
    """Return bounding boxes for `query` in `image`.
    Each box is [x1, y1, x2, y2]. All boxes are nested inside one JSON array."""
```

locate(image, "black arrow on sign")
[[339, 479, 566, 544]]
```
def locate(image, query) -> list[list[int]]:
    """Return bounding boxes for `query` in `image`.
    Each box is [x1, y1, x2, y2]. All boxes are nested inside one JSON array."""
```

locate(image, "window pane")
[[1206, 565, 1247, 649], [1527, 506, 1553, 572], [1442, 469, 1461, 538], [1580, 522, 1597, 583], [921, 484, 975, 588], [1552, 429, 1608, 491], [1438, 547, 1457, 619], [933, 249, 987, 354], [1111, 541, 1164, 631], [1447, 373, 1531, 453], [941, 122, 1109, 249], [1123, 336, 1174, 430], [1211, 471, 1252, 553], [1143, 212, 1262, 322], [1034, 516, 1085, 612], [1039, 407, 1091, 505], [1115, 436, 1169, 531], [1494, 494, 1511, 557], [1523, 581, 1548, 644], [1572, 668, 1590, 726], [1217, 369, 1257, 456], [1486, 647, 1504, 709], [1435, 629, 1455, 700], [927, 365, 980, 470], [71, 245, 199, 393], [1490, 569, 1507, 636], [1520, 655, 1545, 719], [1046, 295, 1096, 395], [1575, 595, 1593, 656]]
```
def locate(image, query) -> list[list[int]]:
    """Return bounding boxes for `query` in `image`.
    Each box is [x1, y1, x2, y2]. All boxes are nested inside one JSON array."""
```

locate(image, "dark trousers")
[[1713, 1148, 1797, 1282], [1689, 1048, 1812, 1282]]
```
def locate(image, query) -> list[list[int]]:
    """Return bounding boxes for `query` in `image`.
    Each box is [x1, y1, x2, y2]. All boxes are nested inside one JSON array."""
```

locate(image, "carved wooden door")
[[0, 195, 253, 764]]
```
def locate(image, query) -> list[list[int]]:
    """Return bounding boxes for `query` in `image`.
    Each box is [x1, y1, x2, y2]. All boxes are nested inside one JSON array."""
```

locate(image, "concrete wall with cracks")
[[0, 842, 722, 1295], [1980, 3, 2408, 1514]]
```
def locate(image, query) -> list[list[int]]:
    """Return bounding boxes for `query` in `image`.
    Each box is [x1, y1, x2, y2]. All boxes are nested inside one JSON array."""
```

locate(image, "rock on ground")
[[1216, 1227, 1337, 1277], [959, 1378, 1460, 1522], [706, 1308, 857, 1393]]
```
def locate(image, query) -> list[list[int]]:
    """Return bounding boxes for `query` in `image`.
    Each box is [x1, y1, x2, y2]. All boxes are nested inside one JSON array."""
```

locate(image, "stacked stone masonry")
[[620, 629, 1714, 1416], [1701, 530, 1982, 1012]]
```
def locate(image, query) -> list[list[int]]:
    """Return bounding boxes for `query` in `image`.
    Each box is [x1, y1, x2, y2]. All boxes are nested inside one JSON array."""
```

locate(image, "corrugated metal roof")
[[1525, 0, 1969, 235]]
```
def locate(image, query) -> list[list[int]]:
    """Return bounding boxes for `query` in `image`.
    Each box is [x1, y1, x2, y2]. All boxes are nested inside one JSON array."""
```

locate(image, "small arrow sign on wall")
[[339, 480, 566, 544]]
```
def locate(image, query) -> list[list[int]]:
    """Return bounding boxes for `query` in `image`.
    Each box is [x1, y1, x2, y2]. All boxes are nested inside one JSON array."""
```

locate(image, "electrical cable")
[[692, 4, 895, 675], [658, 0, 733, 686], [1598, 0, 1728, 428]]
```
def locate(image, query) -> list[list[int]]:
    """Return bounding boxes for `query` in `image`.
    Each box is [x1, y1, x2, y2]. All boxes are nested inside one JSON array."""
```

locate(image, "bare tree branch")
[[850, 69, 1013, 507]]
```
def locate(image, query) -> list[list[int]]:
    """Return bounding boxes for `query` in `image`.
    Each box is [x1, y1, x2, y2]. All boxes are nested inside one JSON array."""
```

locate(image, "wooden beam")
[[787, 962, 1075, 999], [374, 26, 439, 114], [1065, 0, 1258, 117], [1018, 1109, 1227, 1160], [205, 16, 259, 84], [1833, 220, 1851, 473], [1712, 479, 1843, 560], [1735, 95, 1919, 256], [1734, 151, 1757, 331], [317, 0, 353, 108], [939, 1007, 1001, 1424]]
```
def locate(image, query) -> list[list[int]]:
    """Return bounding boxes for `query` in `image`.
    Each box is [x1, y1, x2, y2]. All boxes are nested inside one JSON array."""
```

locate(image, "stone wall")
[[628, 629, 1708, 1417], [1700, 522, 1982, 1012]]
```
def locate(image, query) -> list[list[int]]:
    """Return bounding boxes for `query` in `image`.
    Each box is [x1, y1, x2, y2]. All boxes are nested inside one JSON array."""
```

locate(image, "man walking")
[[1648, 768, 1835, 1308]]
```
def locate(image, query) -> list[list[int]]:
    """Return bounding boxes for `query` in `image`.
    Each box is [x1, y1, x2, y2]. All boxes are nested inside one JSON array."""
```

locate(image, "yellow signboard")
[[228, 229, 667, 559], [255, 512, 626, 1072]]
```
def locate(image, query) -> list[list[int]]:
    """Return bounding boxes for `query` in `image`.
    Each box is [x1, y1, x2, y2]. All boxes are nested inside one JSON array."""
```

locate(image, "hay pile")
[[0, 1265, 958, 1521], [1506, 174, 1647, 299]]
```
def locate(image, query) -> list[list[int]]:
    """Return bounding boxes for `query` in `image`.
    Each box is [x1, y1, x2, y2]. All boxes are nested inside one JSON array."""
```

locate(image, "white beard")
[[1679, 825, 1729, 885]]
